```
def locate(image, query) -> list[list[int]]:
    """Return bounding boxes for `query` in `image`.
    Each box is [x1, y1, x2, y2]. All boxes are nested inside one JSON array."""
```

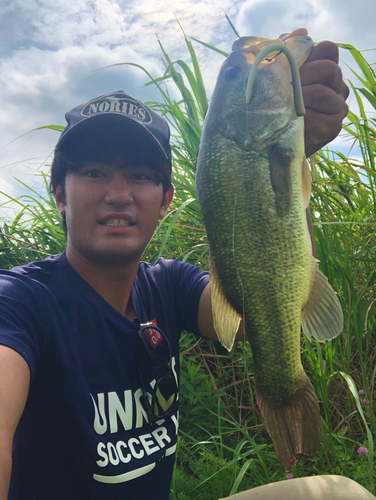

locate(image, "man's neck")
[[66, 247, 139, 320]]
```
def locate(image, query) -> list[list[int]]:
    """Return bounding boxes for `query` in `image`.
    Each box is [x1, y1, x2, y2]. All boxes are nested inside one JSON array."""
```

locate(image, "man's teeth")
[[104, 219, 131, 226]]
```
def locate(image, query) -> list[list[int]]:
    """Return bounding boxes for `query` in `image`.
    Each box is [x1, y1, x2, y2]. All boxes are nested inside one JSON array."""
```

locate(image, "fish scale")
[[196, 34, 343, 469], [199, 132, 311, 392]]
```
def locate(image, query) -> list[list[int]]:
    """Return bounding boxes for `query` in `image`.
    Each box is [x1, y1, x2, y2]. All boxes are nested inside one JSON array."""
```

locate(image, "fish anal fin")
[[209, 256, 241, 351], [302, 157, 312, 209], [269, 143, 294, 217], [302, 258, 344, 342], [256, 375, 321, 471]]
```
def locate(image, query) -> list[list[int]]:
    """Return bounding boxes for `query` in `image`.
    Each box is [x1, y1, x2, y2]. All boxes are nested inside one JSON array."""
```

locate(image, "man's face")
[[54, 161, 173, 266]]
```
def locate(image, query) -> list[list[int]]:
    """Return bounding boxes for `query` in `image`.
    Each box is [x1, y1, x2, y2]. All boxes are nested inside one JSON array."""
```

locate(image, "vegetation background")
[[0, 24, 375, 499]]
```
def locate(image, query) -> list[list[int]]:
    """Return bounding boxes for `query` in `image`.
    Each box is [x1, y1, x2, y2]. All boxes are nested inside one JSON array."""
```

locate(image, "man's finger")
[[304, 110, 346, 157], [303, 84, 349, 116], [304, 40, 339, 64], [300, 59, 345, 94]]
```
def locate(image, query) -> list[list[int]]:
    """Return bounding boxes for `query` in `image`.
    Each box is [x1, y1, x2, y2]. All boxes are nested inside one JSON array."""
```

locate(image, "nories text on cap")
[[55, 90, 171, 164]]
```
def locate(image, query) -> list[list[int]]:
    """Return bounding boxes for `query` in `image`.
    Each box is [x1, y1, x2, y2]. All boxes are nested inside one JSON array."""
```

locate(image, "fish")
[[195, 33, 343, 470]]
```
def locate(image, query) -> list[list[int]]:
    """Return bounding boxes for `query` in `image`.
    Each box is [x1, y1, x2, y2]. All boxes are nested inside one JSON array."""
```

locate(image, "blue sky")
[[0, 0, 375, 219]]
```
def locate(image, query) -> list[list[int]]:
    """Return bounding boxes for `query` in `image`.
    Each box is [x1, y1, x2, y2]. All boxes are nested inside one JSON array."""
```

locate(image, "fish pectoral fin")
[[301, 258, 344, 342], [209, 256, 241, 352], [302, 157, 312, 209], [269, 142, 294, 217]]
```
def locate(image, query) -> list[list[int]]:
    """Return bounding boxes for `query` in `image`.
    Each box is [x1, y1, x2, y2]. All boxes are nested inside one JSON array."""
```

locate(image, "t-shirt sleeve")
[[0, 274, 47, 379], [169, 259, 209, 337]]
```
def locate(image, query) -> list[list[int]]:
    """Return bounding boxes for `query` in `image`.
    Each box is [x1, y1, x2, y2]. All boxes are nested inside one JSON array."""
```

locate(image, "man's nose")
[[104, 172, 134, 205]]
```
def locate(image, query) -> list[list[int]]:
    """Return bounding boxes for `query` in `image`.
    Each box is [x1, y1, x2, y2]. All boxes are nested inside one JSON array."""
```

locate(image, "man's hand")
[[301, 41, 349, 157], [0, 346, 30, 500], [281, 29, 350, 157]]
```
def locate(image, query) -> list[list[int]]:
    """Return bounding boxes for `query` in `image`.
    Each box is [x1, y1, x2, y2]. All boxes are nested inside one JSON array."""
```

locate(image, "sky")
[[0, 0, 375, 220]]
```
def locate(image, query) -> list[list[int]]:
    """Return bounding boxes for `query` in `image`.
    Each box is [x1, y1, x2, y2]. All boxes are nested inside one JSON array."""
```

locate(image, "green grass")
[[1, 27, 375, 499]]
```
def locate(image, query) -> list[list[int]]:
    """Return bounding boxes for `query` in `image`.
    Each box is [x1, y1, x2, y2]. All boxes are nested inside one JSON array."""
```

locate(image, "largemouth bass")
[[196, 33, 343, 470]]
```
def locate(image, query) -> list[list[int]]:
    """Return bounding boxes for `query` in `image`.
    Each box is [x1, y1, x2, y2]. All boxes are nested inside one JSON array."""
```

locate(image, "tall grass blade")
[[224, 11, 240, 38], [338, 371, 374, 494], [190, 37, 229, 57]]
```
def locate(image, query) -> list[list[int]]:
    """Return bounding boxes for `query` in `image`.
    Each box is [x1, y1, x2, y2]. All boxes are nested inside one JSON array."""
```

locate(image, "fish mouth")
[[245, 44, 306, 117]]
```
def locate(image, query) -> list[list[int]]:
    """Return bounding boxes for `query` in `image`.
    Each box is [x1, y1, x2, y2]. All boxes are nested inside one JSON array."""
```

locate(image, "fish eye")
[[223, 66, 241, 79]]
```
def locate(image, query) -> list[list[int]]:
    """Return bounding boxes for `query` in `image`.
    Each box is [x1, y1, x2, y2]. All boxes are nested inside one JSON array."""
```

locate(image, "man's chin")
[[76, 245, 143, 268]]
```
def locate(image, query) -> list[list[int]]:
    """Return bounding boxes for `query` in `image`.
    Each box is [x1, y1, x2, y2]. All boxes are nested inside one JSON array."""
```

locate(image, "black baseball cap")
[[55, 90, 172, 166]]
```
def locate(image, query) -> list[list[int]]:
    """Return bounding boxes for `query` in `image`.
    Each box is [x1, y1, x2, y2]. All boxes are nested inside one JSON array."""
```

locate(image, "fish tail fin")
[[255, 374, 321, 471]]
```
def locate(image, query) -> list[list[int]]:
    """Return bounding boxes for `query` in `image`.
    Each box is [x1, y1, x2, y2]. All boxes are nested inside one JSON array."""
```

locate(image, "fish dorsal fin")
[[301, 258, 344, 341], [209, 255, 241, 351], [302, 157, 312, 209], [269, 142, 294, 217]]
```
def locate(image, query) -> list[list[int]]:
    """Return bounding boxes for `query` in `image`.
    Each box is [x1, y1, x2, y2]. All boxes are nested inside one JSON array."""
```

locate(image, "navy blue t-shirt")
[[0, 252, 209, 499]]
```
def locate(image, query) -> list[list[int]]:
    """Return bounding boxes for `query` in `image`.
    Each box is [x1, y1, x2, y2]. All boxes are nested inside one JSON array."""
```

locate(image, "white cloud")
[[0, 175, 19, 222], [0, 176, 16, 199], [1, 0, 131, 49], [234, 0, 376, 50]]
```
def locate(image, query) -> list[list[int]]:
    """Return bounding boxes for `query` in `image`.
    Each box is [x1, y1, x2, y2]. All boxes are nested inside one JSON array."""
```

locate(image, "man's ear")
[[53, 183, 66, 217], [159, 186, 174, 219]]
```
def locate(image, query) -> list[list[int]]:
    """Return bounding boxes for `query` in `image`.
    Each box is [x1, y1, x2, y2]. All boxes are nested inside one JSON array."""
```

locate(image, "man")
[[0, 36, 371, 500]]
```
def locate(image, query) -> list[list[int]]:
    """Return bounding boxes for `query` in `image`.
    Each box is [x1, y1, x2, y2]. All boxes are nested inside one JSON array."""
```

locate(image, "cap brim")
[[55, 112, 169, 161]]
